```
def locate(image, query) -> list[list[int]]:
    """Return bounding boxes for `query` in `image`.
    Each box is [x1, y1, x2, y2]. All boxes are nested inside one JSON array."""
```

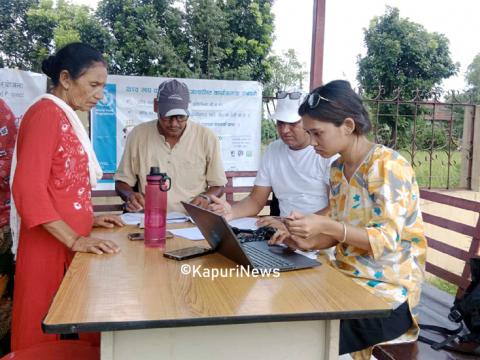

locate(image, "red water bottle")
[[144, 166, 171, 249]]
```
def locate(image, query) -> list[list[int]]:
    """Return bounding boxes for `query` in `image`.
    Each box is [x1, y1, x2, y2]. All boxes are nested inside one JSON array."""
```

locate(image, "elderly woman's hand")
[[71, 235, 120, 254], [94, 215, 125, 228]]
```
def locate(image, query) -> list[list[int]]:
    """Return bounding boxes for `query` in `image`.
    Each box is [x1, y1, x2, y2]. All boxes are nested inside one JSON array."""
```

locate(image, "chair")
[[0, 340, 99, 360]]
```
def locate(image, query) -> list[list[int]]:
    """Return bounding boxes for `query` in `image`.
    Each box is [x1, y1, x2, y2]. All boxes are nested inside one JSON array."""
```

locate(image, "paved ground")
[[421, 189, 480, 277]]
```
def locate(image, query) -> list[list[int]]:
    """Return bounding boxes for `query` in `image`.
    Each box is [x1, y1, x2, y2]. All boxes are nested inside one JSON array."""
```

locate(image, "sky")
[[72, 0, 478, 91]]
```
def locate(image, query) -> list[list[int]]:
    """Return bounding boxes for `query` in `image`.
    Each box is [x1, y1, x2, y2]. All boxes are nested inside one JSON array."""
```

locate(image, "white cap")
[[271, 92, 306, 123]]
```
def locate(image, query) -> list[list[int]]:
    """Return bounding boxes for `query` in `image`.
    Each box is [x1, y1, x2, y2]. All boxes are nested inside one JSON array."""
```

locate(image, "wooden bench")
[[92, 171, 260, 213], [373, 189, 480, 360], [91, 173, 123, 213]]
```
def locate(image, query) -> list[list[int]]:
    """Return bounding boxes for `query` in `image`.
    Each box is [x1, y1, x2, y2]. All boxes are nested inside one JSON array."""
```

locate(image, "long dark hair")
[[298, 80, 372, 135], [41, 43, 106, 86]]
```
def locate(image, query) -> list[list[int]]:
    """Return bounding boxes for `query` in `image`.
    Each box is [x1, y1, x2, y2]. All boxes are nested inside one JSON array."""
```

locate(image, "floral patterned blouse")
[[0, 99, 18, 228], [329, 144, 427, 341]]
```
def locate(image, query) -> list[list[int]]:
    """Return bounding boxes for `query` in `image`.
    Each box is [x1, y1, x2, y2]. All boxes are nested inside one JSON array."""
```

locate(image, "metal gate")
[[362, 87, 476, 189], [263, 89, 477, 189]]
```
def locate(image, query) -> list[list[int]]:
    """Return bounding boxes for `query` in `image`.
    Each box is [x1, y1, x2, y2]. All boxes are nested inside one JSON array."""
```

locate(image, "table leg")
[[101, 319, 340, 360]]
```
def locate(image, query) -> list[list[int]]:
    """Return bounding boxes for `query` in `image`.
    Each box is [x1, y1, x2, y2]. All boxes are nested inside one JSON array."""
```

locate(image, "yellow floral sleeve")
[[329, 145, 427, 343]]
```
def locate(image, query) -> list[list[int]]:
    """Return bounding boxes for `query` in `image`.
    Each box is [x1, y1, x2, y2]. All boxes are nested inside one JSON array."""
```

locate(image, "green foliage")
[[466, 53, 480, 91], [261, 118, 277, 145], [358, 7, 458, 144], [185, 0, 228, 79], [96, 0, 192, 77], [463, 53, 480, 103], [1, 0, 112, 72], [0, 0, 275, 83], [263, 49, 307, 96], [358, 7, 458, 98], [0, 0, 38, 70], [218, 0, 274, 82]]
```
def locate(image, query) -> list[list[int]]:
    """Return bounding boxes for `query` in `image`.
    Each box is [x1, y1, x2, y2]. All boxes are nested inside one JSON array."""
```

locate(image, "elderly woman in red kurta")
[[11, 43, 123, 351]]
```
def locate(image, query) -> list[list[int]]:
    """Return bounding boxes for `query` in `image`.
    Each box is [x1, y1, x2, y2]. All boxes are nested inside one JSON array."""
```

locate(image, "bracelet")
[[339, 222, 347, 244], [198, 193, 212, 204], [69, 234, 82, 249]]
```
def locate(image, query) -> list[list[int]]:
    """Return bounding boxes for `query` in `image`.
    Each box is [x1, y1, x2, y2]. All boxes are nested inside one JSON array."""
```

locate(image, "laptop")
[[181, 202, 320, 272]]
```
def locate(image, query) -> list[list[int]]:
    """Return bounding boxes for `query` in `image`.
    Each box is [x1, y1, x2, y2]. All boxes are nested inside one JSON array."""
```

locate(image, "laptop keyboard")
[[242, 244, 295, 270], [233, 226, 276, 244]]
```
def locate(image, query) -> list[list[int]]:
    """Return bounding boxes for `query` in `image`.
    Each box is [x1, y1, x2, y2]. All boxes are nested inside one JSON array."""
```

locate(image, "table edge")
[[42, 308, 392, 334]]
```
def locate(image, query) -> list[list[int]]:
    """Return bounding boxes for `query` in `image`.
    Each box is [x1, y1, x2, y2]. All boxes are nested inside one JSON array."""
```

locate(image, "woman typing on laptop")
[[269, 80, 427, 360]]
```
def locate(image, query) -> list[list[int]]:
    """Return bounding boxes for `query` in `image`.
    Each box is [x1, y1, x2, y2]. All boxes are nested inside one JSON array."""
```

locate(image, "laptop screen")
[[181, 202, 251, 267]]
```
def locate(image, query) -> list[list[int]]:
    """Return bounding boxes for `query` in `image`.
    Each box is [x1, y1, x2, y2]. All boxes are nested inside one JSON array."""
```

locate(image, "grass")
[[426, 275, 458, 296], [399, 150, 462, 188]]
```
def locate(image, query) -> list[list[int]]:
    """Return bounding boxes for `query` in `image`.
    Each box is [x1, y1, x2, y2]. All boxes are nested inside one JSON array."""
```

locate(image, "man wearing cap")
[[209, 91, 337, 225], [115, 79, 227, 214]]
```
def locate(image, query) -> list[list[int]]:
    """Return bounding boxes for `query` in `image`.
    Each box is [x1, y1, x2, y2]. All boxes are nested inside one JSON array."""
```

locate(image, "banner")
[[0, 68, 47, 120], [91, 75, 262, 173]]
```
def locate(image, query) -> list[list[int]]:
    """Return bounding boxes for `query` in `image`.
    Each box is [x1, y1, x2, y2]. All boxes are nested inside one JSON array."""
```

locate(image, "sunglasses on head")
[[276, 91, 303, 100], [304, 92, 332, 109]]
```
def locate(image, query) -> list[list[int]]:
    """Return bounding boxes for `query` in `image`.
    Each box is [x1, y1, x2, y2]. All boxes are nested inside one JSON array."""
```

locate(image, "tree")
[[357, 7, 458, 145], [0, 0, 112, 72], [218, 0, 275, 82], [1, 0, 275, 84], [184, 0, 228, 79], [465, 53, 480, 102], [26, 0, 112, 71], [263, 48, 307, 96], [0, 0, 38, 69], [96, 0, 192, 77], [358, 7, 457, 98]]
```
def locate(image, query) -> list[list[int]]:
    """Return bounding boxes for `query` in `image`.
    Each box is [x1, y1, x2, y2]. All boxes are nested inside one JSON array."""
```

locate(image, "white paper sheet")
[[169, 227, 204, 241], [120, 212, 143, 226], [228, 217, 258, 230], [295, 249, 319, 260]]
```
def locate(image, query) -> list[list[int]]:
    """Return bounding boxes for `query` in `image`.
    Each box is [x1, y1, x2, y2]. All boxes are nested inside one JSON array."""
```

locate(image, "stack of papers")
[[120, 212, 190, 227], [167, 212, 190, 223]]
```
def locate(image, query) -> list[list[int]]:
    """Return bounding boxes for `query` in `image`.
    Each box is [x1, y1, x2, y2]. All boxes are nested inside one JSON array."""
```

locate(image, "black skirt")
[[340, 301, 413, 354]]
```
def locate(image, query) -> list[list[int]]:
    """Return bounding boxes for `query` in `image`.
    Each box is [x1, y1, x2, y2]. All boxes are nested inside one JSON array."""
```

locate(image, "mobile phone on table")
[[163, 246, 213, 260], [128, 232, 144, 241], [128, 231, 174, 241]]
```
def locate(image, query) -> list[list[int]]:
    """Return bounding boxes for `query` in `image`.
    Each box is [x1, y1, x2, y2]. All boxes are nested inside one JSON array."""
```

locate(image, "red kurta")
[[11, 99, 97, 350]]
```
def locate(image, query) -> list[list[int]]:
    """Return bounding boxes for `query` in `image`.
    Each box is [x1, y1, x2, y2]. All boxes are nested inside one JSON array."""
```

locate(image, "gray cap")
[[157, 79, 190, 117]]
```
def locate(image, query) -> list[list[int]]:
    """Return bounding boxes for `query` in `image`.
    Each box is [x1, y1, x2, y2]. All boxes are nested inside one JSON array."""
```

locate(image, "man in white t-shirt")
[[210, 91, 336, 226]]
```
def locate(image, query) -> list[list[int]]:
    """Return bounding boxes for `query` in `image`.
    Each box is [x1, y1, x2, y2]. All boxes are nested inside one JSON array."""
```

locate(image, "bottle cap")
[[149, 166, 161, 175]]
